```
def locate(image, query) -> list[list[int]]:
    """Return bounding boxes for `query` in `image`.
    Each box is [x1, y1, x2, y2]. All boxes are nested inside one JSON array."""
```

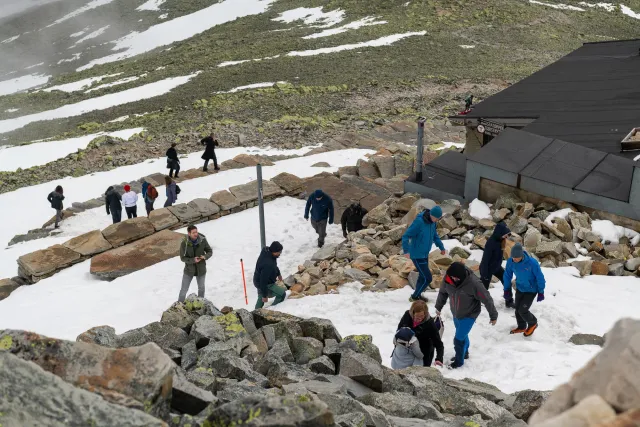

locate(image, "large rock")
[[299, 317, 342, 342], [90, 230, 183, 279], [0, 330, 174, 418], [530, 394, 615, 427], [391, 194, 420, 213], [382, 225, 407, 243], [353, 253, 379, 270], [76, 325, 119, 348], [512, 389, 551, 421], [357, 391, 443, 420], [357, 158, 381, 179], [535, 241, 563, 258], [316, 392, 390, 427], [271, 172, 305, 194], [524, 228, 543, 250], [308, 355, 336, 374], [18, 244, 83, 282], [62, 230, 112, 257], [553, 218, 573, 243], [402, 199, 437, 225], [0, 352, 166, 427], [0, 278, 22, 301], [591, 260, 609, 275], [341, 335, 382, 363], [149, 207, 180, 231], [232, 153, 274, 167], [117, 321, 190, 351], [167, 203, 201, 223], [188, 198, 220, 217], [210, 190, 240, 211], [569, 333, 605, 347], [507, 216, 528, 234], [568, 211, 591, 230], [101, 217, 155, 247], [311, 244, 337, 261], [373, 156, 396, 179], [571, 260, 593, 277], [339, 349, 384, 391], [363, 203, 392, 226], [229, 180, 284, 204], [190, 316, 226, 348], [172, 368, 216, 415], [292, 336, 324, 364], [495, 193, 522, 211], [161, 295, 222, 332]]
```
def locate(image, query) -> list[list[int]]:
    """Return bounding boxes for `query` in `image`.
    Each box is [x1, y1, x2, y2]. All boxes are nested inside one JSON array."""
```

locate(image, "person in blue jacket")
[[402, 206, 446, 302], [503, 243, 545, 337], [479, 222, 512, 297], [304, 189, 334, 248]]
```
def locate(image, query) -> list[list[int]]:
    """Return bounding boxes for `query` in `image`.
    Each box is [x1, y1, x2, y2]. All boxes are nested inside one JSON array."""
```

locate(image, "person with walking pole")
[[178, 225, 213, 302], [253, 241, 286, 309]]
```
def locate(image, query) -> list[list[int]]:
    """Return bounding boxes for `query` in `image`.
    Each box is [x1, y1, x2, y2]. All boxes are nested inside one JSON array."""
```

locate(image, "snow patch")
[[108, 115, 130, 123], [273, 7, 345, 28], [437, 141, 465, 151], [42, 73, 123, 93], [218, 81, 287, 93], [84, 76, 140, 93], [70, 25, 109, 47], [460, 44, 476, 49], [592, 220, 640, 245], [137, 0, 166, 11], [288, 32, 426, 57], [4, 108, 19, 113], [25, 62, 46, 70], [620, 4, 640, 18], [70, 28, 89, 38], [159, 13, 168, 19], [578, 2, 616, 11], [528, 0, 585, 10], [57, 53, 82, 64], [302, 17, 387, 39], [544, 208, 574, 225], [0, 74, 51, 96], [469, 199, 492, 220], [1, 35, 20, 44], [0, 72, 200, 134], [47, 0, 116, 28]]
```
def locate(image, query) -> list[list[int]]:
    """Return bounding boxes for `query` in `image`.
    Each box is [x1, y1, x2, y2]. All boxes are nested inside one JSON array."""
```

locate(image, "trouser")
[[169, 165, 180, 178], [54, 209, 63, 227], [164, 199, 173, 208], [255, 283, 286, 309], [515, 291, 537, 329], [411, 258, 432, 299], [179, 274, 206, 302], [311, 219, 328, 246], [481, 266, 505, 290], [203, 155, 218, 171], [453, 317, 476, 366], [145, 200, 155, 216], [125, 206, 137, 219], [111, 209, 122, 224]]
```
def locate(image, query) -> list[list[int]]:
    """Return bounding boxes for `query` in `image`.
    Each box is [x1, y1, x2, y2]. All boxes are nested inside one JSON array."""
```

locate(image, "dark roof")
[[469, 128, 637, 202], [457, 39, 640, 158], [410, 151, 467, 197]]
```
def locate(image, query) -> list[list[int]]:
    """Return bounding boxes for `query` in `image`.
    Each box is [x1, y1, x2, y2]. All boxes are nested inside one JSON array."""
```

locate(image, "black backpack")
[[176, 185, 181, 195]]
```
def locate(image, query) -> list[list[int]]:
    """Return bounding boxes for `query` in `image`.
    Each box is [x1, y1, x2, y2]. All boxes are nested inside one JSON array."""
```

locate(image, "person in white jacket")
[[122, 185, 138, 219]]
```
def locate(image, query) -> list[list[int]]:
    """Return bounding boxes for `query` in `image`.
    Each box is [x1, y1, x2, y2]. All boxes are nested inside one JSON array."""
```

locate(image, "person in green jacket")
[[178, 225, 213, 302]]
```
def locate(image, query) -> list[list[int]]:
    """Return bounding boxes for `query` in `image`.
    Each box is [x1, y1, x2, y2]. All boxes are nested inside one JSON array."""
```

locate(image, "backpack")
[[175, 185, 181, 195], [147, 185, 158, 200], [434, 315, 445, 339]]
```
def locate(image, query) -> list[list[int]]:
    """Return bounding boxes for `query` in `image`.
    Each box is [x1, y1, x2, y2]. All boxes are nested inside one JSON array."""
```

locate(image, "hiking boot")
[[524, 324, 538, 337], [450, 353, 469, 362], [448, 361, 463, 370], [203, 167, 208, 172], [408, 295, 429, 303], [214, 167, 220, 171], [510, 327, 526, 334]]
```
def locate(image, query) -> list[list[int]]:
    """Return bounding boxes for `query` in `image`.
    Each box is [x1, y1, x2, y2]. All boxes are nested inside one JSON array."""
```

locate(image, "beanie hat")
[[314, 189, 323, 198], [269, 241, 283, 253], [445, 262, 467, 284], [511, 243, 524, 259], [124, 185, 131, 192], [430, 205, 443, 219]]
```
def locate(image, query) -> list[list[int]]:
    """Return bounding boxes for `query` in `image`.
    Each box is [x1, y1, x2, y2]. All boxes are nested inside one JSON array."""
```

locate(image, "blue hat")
[[430, 206, 443, 219], [314, 189, 323, 198], [511, 243, 524, 259]]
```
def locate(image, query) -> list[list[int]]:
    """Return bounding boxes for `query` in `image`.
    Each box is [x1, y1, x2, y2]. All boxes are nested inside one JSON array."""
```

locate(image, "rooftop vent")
[[621, 127, 640, 152]]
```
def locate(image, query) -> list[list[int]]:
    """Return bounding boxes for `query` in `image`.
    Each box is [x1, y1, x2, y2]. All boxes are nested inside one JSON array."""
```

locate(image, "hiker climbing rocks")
[[122, 185, 138, 219], [47, 185, 65, 229], [465, 94, 474, 110], [503, 243, 545, 337], [391, 327, 424, 370], [253, 241, 285, 309], [402, 205, 446, 302], [304, 190, 334, 248], [166, 143, 180, 178], [178, 225, 213, 302], [141, 181, 158, 216], [435, 262, 498, 369], [164, 175, 178, 207], [200, 133, 220, 172], [105, 186, 122, 224], [480, 222, 512, 294], [341, 201, 367, 238], [397, 300, 444, 367]]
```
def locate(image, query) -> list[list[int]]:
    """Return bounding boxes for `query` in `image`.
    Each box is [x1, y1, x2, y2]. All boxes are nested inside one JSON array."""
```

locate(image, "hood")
[[491, 222, 511, 240], [421, 210, 435, 225], [313, 189, 325, 199], [105, 186, 115, 196]]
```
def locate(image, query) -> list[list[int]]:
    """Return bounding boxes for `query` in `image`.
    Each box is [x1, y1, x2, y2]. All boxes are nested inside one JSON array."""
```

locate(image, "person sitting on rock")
[[480, 222, 512, 296], [253, 241, 285, 309], [391, 327, 424, 370], [402, 205, 446, 302], [105, 186, 122, 224], [503, 243, 545, 337], [397, 300, 444, 367], [304, 190, 334, 248], [341, 201, 368, 238], [47, 185, 65, 229]]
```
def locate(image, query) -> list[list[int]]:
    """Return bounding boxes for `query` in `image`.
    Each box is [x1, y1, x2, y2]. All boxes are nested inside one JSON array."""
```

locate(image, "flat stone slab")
[[210, 190, 240, 211], [18, 245, 83, 280], [303, 174, 369, 219], [271, 172, 305, 194], [149, 208, 180, 231], [42, 210, 75, 228], [188, 198, 220, 217], [101, 217, 155, 248], [168, 203, 202, 223], [62, 230, 113, 257], [142, 173, 166, 187], [229, 180, 284, 204], [90, 230, 183, 279], [232, 154, 274, 167], [176, 169, 210, 181], [0, 278, 22, 301]]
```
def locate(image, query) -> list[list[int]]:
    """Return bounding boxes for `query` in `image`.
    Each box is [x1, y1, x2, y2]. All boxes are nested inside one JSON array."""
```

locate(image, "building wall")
[[465, 161, 518, 201], [464, 127, 483, 155]]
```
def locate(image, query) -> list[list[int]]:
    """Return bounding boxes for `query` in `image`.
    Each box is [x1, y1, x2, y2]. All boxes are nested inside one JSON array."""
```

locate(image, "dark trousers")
[[125, 206, 137, 219], [311, 219, 328, 246], [515, 291, 537, 329], [203, 154, 218, 171], [481, 266, 505, 290], [169, 165, 180, 178], [111, 209, 122, 224], [145, 200, 155, 216], [164, 199, 173, 208], [411, 258, 432, 299]]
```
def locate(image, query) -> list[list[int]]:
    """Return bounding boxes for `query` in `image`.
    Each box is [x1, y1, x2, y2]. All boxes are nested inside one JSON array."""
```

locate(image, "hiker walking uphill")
[[122, 185, 138, 219], [253, 241, 286, 309], [503, 243, 545, 337], [164, 175, 178, 207], [166, 143, 180, 178], [178, 225, 213, 302], [141, 181, 158, 216], [105, 186, 122, 224], [200, 133, 220, 172], [47, 185, 65, 229], [397, 300, 444, 367], [341, 201, 367, 238], [480, 222, 512, 296], [435, 262, 498, 369], [402, 205, 446, 302], [304, 190, 334, 248]]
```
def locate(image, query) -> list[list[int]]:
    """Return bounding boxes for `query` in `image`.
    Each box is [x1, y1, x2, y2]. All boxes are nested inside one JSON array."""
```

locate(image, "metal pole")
[[257, 164, 266, 249], [416, 116, 426, 182]]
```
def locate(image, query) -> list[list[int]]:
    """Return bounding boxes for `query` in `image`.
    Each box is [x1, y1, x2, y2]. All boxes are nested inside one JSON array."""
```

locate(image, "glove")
[[504, 290, 513, 301], [304, 216, 309, 220], [537, 293, 545, 302]]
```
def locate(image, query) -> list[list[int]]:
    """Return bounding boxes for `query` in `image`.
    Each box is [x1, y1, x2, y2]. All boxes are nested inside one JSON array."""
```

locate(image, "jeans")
[[515, 291, 537, 329], [255, 283, 286, 309], [54, 209, 63, 227], [111, 209, 122, 224], [311, 219, 328, 246], [179, 274, 206, 302], [481, 266, 505, 290], [203, 155, 218, 171], [453, 317, 476, 366], [411, 258, 432, 299], [145, 200, 155, 216], [164, 199, 173, 208], [125, 206, 137, 219]]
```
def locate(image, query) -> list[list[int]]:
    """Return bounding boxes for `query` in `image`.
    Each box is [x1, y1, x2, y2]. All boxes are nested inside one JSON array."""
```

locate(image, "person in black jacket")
[[253, 241, 286, 309], [479, 222, 512, 295], [341, 202, 367, 238], [200, 133, 220, 172], [397, 300, 444, 367], [105, 186, 123, 224], [166, 143, 180, 178], [47, 185, 65, 228]]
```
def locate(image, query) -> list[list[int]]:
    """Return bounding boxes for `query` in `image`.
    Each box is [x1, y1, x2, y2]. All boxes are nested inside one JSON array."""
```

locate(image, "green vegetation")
[[0, 335, 12, 350]]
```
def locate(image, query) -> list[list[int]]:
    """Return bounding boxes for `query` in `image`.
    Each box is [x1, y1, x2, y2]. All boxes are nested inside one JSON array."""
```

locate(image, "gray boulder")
[[341, 334, 382, 363], [76, 325, 118, 348], [308, 355, 336, 374], [569, 333, 604, 347], [357, 391, 443, 420], [339, 349, 384, 392], [181, 340, 198, 371], [161, 296, 222, 332], [292, 336, 324, 364], [117, 321, 190, 351], [535, 241, 563, 258], [316, 393, 391, 427], [189, 316, 225, 348], [311, 244, 338, 262], [172, 368, 217, 415], [216, 379, 279, 403], [186, 368, 217, 393], [487, 414, 528, 426], [265, 357, 318, 387], [336, 412, 368, 427], [511, 389, 551, 421], [494, 193, 522, 210], [300, 317, 342, 342], [507, 216, 528, 234]]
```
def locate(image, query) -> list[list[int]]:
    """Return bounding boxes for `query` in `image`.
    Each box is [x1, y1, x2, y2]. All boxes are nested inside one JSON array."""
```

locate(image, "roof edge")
[[582, 38, 640, 46]]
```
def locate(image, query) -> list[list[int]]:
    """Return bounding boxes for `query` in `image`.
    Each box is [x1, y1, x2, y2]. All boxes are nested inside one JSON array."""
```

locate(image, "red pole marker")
[[240, 259, 248, 306]]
